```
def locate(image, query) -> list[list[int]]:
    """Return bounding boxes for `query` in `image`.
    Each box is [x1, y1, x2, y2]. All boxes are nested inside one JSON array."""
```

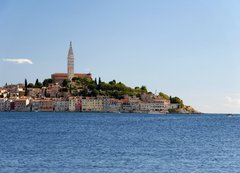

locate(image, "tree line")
[[23, 77, 184, 107]]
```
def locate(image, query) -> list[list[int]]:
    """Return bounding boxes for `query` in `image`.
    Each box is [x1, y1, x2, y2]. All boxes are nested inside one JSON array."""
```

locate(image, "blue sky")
[[0, 0, 240, 113]]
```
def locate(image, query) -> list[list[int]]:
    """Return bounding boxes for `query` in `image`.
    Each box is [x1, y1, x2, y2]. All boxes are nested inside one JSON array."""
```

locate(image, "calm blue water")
[[0, 113, 240, 173]]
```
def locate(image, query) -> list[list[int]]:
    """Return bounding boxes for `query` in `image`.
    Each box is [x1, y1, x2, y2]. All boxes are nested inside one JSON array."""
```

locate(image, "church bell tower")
[[67, 41, 74, 80]]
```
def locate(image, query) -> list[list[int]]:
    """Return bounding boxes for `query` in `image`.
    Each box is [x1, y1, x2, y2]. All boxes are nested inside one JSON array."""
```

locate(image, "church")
[[51, 42, 92, 83]]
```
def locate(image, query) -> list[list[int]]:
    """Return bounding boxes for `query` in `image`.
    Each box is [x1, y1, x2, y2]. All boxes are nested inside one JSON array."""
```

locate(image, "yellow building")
[[82, 97, 103, 112]]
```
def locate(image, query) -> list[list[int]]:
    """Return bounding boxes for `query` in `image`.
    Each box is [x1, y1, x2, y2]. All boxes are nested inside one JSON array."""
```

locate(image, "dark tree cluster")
[[69, 77, 148, 99]]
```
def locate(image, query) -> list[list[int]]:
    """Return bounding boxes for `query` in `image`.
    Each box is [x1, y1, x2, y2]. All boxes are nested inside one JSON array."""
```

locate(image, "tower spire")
[[67, 41, 74, 80]]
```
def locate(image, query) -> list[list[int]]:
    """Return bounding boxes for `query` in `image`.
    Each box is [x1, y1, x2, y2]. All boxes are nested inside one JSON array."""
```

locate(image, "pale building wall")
[[0, 98, 6, 111], [54, 100, 69, 112], [82, 97, 103, 112], [69, 97, 76, 112], [14, 99, 30, 112]]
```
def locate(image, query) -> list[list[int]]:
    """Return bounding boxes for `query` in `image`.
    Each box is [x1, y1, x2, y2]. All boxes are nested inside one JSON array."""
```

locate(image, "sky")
[[0, 0, 240, 113]]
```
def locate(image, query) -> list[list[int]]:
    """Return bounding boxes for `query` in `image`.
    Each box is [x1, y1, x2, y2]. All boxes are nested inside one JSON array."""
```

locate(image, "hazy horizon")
[[0, 0, 240, 113]]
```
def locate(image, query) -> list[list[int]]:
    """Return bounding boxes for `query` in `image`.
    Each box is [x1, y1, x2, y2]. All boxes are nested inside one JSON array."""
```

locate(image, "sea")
[[0, 112, 240, 173]]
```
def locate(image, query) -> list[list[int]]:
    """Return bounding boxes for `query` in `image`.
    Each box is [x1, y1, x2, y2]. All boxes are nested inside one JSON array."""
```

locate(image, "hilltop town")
[[0, 43, 198, 114]]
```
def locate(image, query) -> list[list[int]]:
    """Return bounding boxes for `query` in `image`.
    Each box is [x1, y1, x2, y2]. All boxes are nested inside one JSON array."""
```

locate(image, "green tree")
[[98, 77, 102, 84], [79, 88, 88, 96], [170, 96, 184, 108], [159, 92, 170, 100], [91, 89, 99, 97], [62, 79, 70, 87], [27, 83, 34, 88], [72, 77, 81, 82], [94, 78, 97, 85], [35, 79, 43, 88], [109, 80, 116, 85], [24, 79, 28, 96], [35, 79, 39, 86], [25, 79, 28, 88], [43, 78, 53, 87], [140, 86, 148, 93]]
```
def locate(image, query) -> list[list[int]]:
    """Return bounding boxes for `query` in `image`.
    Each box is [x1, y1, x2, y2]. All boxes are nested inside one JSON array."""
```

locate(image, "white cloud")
[[2, 58, 33, 64]]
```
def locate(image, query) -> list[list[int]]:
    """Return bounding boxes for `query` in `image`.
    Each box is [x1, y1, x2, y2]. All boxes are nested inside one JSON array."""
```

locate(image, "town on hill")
[[0, 42, 198, 114]]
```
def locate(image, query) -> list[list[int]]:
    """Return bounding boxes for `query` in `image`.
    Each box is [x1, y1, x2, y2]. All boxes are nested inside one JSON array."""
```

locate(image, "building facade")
[[54, 99, 69, 112], [14, 98, 30, 112], [82, 97, 103, 112]]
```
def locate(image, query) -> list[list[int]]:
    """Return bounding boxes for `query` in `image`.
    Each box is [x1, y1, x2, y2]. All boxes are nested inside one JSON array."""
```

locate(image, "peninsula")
[[0, 42, 199, 114]]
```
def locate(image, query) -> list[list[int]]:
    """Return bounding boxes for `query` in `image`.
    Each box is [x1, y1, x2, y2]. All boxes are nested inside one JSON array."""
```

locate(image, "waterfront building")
[[5, 99, 12, 111], [0, 98, 12, 111], [121, 96, 141, 112], [75, 97, 82, 112], [68, 97, 75, 112], [82, 97, 103, 112], [122, 102, 140, 112], [54, 99, 69, 112], [39, 100, 54, 112], [139, 102, 151, 113], [0, 98, 7, 111], [103, 98, 122, 112], [139, 102, 165, 113], [31, 100, 40, 111], [0, 99, 12, 111], [31, 99, 54, 112], [139, 97, 170, 113], [68, 97, 82, 112], [14, 98, 30, 112]]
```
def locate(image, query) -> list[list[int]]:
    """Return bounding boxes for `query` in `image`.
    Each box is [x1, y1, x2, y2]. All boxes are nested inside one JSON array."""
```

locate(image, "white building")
[[140, 99, 170, 113]]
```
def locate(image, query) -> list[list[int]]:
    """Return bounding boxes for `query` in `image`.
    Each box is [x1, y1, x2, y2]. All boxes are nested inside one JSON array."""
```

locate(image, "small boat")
[[226, 114, 234, 117]]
